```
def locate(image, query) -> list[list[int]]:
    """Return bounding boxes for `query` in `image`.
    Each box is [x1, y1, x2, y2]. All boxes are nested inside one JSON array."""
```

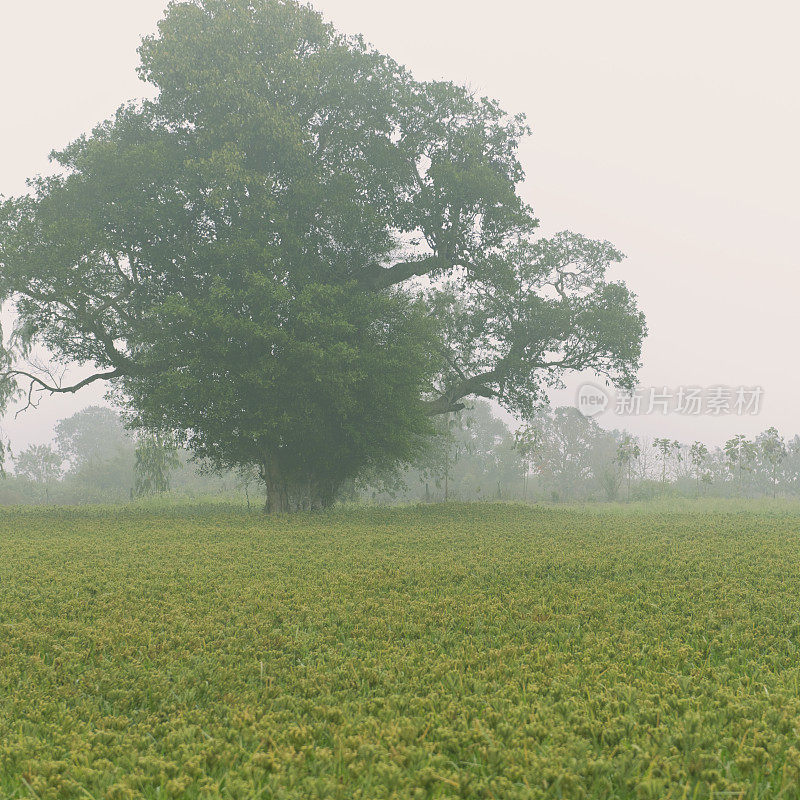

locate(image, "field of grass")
[[3, 503, 800, 799]]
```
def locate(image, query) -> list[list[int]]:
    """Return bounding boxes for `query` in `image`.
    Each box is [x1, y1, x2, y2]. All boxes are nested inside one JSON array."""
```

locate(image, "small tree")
[[515, 424, 545, 502], [54, 406, 135, 497], [615, 434, 641, 502], [134, 432, 180, 498], [784, 436, 800, 495], [757, 427, 787, 498], [14, 444, 63, 501], [653, 438, 681, 486], [235, 464, 261, 511], [724, 434, 756, 497], [689, 441, 710, 497], [420, 412, 477, 502]]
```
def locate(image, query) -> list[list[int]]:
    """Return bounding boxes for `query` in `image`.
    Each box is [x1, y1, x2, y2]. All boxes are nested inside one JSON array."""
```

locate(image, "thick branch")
[[424, 343, 616, 417], [424, 369, 500, 416], [359, 255, 451, 291]]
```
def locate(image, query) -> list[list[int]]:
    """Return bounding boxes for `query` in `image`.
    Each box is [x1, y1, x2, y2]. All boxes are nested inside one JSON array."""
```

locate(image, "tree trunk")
[[261, 456, 338, 513], [265, 480, 289, 513], [263, 458, 289, 513]]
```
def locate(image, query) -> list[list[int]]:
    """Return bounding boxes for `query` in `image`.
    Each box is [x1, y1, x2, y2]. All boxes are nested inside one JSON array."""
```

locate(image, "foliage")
[[134, 431, 181, 497], [8, 403, 800, 506], [12, 444, 62, 485], [54, 405, 136, 495], [652, 438, 682, 483], [4, 504, 800, 798], [564, 428, 800, 502], [364, 400, 528, 503], [4, 407, 246, 505], [0, 0, 646, 507], [517, 407, 622, 501], [689, 441, 712, 496], [615, 434, 641, 501], [565, 428, 800, 502], [55, 406, 131, 470], [123, 282, 438, 510], [756, 427, 787, 498]]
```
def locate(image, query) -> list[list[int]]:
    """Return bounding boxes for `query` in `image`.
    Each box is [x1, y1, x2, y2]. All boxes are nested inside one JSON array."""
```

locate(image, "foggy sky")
[[1, 0, 798, 448]]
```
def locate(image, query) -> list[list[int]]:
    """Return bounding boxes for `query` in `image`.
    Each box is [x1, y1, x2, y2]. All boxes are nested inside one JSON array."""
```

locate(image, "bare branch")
[[6, 367, 125, 417]]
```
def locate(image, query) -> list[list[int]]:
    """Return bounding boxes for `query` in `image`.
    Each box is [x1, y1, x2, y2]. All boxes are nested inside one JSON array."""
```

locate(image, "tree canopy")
[[0, 0, 646, 510]]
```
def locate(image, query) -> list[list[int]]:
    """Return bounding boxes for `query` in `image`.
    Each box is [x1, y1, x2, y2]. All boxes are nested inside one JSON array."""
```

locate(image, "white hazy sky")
[[1, 0, 798, 448]]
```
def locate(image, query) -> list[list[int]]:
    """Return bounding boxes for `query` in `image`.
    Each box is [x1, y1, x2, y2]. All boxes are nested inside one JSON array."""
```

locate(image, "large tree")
[[0, 0, 646, 510]]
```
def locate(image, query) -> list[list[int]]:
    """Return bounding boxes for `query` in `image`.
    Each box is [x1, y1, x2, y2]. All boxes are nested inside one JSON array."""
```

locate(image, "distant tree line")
[[6, 402, 795, 506], [516, 413, 800, 502], [365, 406, 800, 504], [4, 407, 235, 505]]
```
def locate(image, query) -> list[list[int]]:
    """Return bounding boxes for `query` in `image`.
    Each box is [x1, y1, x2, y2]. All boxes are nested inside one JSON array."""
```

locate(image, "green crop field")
[[3, 503, 800, 799]]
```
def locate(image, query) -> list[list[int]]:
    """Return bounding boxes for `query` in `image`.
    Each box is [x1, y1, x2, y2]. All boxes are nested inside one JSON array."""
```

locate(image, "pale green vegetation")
[[3, 503, 800, 798]]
